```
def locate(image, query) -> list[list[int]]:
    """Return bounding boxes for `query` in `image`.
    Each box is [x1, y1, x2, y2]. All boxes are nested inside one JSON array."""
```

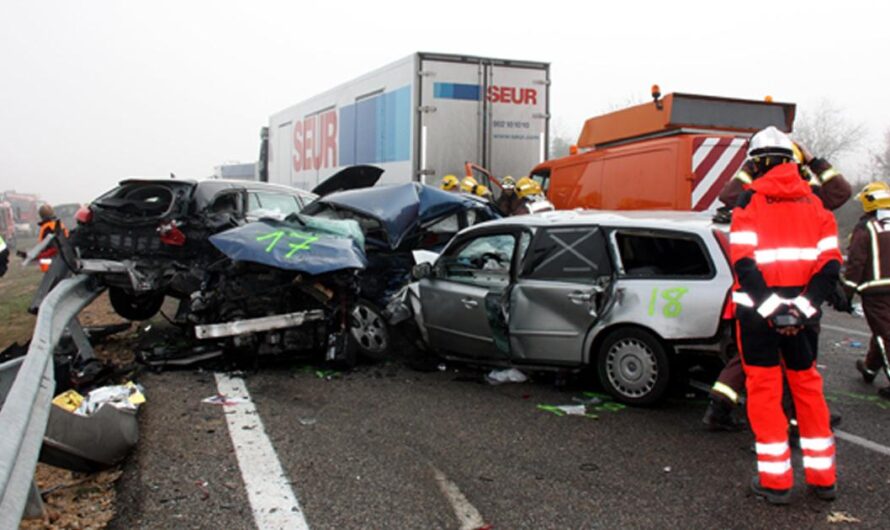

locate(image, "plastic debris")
[[299, 418, 317, 426], [52, 389, 85, 413], [437, 363, 447, 372], [537, 404, 598, 419], [485, 367, 528, 385], [202, 394, 249, 406], [67, 382, 145, 416], [827, 511, 860, 524], [663, 466, 672, 473]]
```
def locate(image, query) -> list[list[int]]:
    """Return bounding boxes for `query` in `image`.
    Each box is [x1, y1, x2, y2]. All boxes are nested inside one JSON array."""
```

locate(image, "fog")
[[1, 0, 887, 204]]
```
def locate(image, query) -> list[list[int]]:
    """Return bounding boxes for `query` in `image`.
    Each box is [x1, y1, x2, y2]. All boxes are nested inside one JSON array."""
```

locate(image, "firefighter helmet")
[[748, 126, 795, 160], [501, 176, 516, 189], [461, 176, 491, 196], [516, 177, 542, 199], [440, 175, 460, 191], [857, 181, 890, 212]]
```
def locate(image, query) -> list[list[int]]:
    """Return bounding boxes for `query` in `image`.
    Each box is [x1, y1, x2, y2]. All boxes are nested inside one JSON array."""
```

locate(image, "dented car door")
[[508, 226, 613, 364], [420, 231, 519, 359]]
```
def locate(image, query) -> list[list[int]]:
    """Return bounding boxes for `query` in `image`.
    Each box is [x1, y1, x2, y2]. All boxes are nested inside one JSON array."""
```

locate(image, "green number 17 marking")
[[647, 287, 689, 318]]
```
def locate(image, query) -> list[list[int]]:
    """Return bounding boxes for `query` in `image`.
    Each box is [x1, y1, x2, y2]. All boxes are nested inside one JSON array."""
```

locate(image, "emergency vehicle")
[[529, 91, 796, 213], [265, 52, 550, 191]]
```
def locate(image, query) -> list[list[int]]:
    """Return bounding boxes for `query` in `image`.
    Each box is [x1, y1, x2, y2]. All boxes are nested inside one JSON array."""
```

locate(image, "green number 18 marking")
[[647, 287, 689, 318]]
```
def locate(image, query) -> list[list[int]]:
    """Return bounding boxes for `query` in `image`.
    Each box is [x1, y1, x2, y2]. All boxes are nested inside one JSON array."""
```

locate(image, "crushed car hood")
[[311, 165, 384, 197], [306, 182, 495, 250], [209, 215, 367, 275]]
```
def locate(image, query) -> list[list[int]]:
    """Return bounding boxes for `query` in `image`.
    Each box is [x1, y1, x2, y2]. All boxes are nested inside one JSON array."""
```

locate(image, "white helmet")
[[747, 126, 795, 160]]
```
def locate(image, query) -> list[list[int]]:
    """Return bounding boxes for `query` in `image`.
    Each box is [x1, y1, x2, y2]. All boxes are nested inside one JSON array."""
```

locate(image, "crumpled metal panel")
[[305, 183, 497, 250], [209, 217, 367, 275]]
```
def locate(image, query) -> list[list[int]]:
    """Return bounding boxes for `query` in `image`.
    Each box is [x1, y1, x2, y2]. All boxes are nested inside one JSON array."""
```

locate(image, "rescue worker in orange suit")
[[729, 126, 840, 504], [704, 140, 852, 430], [0, 234, 9, 278], [36, 204, 70, 272], [843, 181, 890, 400]]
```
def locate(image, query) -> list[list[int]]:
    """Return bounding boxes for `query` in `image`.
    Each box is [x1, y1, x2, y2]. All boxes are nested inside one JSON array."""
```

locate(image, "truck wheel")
[[597, 328, 670, 406], [349, 299, 389, 359], [109, 287, 164, 321]]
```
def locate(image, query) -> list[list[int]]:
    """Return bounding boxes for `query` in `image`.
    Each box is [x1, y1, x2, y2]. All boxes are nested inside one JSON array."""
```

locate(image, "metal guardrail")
[[0, 275, 104, 529]]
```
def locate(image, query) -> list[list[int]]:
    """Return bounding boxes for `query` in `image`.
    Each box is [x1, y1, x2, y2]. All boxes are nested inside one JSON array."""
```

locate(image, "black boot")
[[702, 398, 744, 431], [750, 477, 791, 505], [809, 483, 837, 501], [856, 359, 877, 384], [878, 386, 890, 400]]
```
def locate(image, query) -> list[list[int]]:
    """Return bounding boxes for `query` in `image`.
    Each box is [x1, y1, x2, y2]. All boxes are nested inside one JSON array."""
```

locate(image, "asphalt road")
[[109, 311, 890, 529]]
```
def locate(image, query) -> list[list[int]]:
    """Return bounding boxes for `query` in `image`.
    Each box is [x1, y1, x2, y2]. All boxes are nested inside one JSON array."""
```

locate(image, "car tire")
[[597, 328, 671, 406], [349, 299, 390, 359], [108, 287, 165, 321]]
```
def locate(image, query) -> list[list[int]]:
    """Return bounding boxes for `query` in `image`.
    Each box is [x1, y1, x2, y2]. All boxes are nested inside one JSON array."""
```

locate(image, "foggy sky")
[[1, 0, 888, 204]]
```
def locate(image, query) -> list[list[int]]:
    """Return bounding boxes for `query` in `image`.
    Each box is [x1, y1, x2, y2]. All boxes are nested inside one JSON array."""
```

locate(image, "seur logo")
[[293, 109, 338, 173], [486, 86, 538, 105]]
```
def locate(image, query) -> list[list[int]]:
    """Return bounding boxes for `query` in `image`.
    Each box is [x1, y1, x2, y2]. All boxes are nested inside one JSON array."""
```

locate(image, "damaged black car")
[[73, 178, 317, 321]]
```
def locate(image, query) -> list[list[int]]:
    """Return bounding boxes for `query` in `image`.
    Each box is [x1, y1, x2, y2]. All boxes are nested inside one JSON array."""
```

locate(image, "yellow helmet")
[[857, 181, 890, 212], [441, 174, 459, 191], [516, 177, 541, 199]]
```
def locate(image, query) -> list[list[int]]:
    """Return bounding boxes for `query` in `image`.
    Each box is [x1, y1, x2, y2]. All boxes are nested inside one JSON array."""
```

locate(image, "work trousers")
[[736, 307, 836, 490], [862, 294, 890, 380]]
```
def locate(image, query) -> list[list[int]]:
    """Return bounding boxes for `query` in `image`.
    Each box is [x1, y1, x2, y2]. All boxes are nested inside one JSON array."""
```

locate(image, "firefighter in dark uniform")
[[843, 181, 890, 399], [729, 126, 840, 503], [0, 235, 9, 278], [704, 140, 852, 430]]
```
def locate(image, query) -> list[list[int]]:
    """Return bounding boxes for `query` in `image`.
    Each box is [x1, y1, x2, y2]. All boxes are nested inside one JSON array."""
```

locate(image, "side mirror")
[[412, 262, 433, 280]]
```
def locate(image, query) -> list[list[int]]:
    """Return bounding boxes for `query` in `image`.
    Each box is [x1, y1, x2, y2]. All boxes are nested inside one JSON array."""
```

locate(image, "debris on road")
[[485, 367, 528, 385], [74, 381, 145, 416], [202, 394, 249, 406], [827, 511, 861, 524], [537, 404, 598, 419]]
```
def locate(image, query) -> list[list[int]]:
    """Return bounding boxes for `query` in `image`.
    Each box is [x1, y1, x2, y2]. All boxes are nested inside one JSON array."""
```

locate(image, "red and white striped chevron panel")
[[691, 137, 748, 211]]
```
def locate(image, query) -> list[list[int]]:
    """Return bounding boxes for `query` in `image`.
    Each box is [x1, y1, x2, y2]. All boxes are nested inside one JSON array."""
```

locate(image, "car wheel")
[[349, 300, 389, 358], [597, 328, 670, 406], [108, 287, 165, 321]]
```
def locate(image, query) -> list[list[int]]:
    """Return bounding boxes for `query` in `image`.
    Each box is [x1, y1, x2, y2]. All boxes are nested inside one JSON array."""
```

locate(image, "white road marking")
[[215, 373, 309, 530], [821, 323, 871, 338], [835, 430, 890, 457], [432, 467, 486, 530]]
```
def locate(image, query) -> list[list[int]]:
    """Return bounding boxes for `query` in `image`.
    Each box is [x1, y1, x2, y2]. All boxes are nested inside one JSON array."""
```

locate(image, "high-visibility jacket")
[[36, 218, 69, 262], [843, 211, 890, 296], [729, 162, 843, 318]]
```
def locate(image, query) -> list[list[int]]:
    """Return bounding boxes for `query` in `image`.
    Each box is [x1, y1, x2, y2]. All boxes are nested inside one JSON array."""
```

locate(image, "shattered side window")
[[522, 227, 611, 283], [615, 231, 712, 278], [440, 233, 516, 289]]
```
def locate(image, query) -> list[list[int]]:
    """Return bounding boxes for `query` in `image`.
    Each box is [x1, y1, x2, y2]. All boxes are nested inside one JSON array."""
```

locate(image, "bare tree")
[[793, 99, 867, 161], [869, 128, 890, 178]]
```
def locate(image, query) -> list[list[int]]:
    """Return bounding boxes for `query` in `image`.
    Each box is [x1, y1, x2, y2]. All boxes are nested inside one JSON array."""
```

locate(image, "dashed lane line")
[[215, 373, 310, 530], [432, 467, 487, 530], [835, 430, 890, 458]]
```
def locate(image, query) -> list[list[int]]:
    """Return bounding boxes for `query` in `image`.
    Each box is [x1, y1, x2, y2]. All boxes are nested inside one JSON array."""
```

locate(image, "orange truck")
[[528, 92, 796, 212]]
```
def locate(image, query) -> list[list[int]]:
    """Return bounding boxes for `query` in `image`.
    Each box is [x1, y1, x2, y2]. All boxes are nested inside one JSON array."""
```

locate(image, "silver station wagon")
[[412, 210, 735, 404]]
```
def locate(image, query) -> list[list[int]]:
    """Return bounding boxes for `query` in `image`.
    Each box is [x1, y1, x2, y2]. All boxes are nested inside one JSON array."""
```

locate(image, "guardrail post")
[[23, 482, 43, 519]]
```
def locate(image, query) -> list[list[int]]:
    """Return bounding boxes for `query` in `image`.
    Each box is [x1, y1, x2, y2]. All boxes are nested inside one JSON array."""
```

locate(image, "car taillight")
[[75, 205, 93, 225], [158, 221, 186, 246]]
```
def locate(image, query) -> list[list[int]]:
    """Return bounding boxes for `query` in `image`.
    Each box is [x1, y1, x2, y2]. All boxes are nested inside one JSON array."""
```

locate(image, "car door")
[[420, 230, 521, 359], [607, 228, 725, 339], [508, 225, 613, 364]]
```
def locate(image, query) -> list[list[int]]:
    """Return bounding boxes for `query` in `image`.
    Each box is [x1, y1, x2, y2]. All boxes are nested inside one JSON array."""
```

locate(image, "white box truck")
[[266, 52, 550, 191]]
